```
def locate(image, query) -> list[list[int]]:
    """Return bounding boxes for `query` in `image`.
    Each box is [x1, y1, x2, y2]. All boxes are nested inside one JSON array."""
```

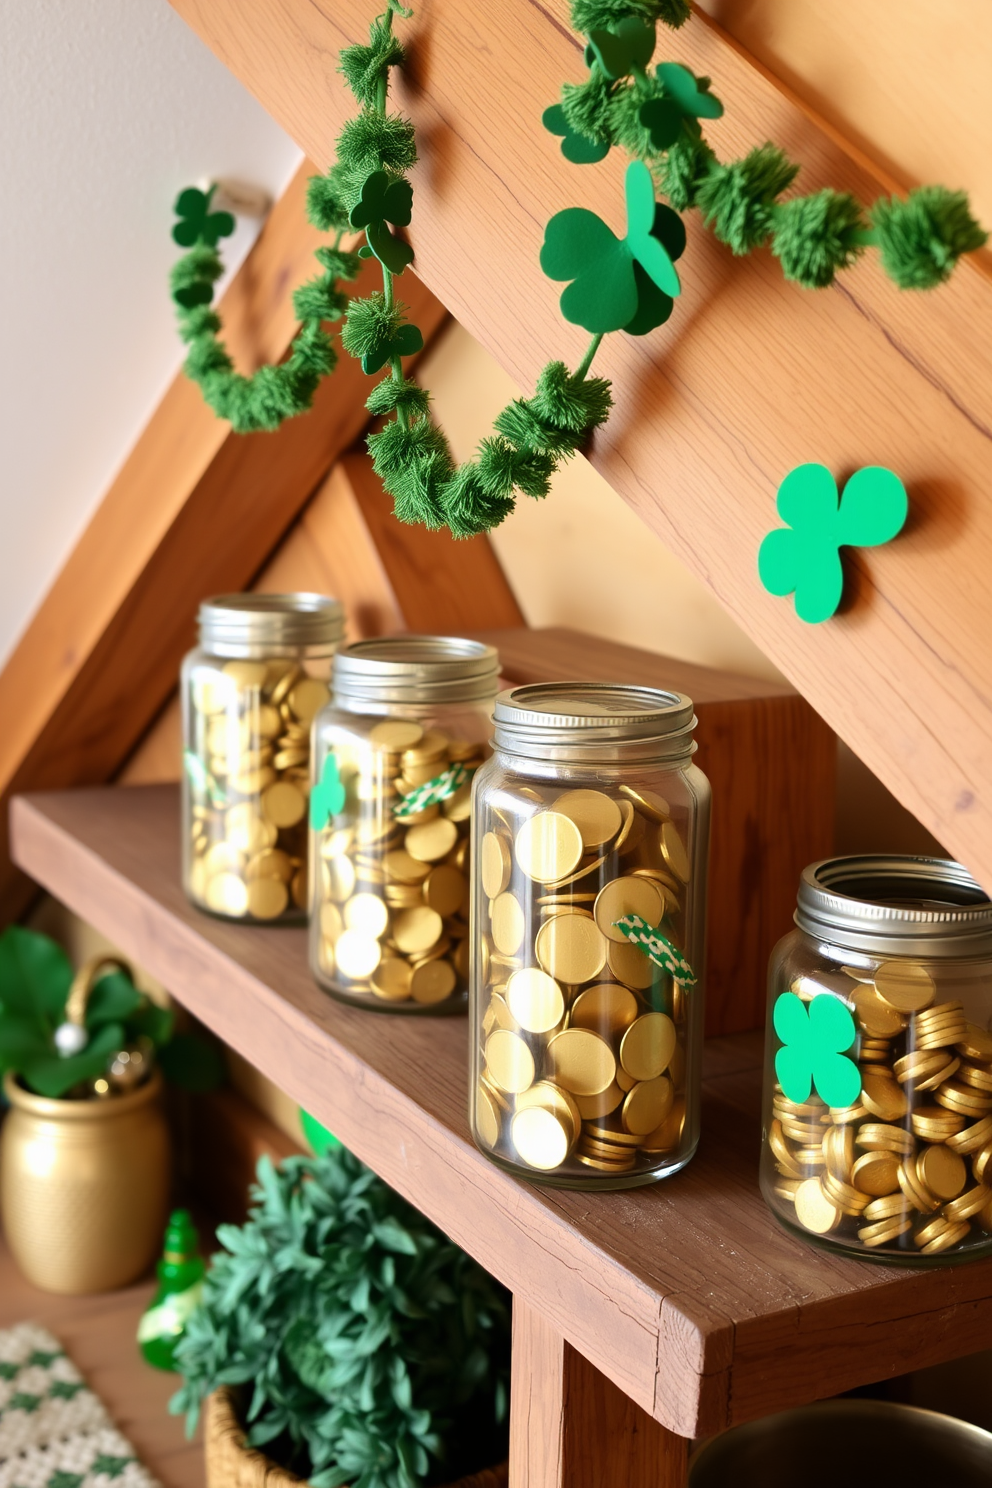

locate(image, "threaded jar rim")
[[796, 854, 992, 957], [198, 593, 345, 655], [493, 682, 696, 763], [332, 635, 500, 706]]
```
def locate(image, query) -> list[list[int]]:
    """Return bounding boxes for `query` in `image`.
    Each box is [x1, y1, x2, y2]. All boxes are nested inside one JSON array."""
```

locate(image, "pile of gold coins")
[[769, 962, 992, 1255], [185, 660, 330, 921], [312, 719, 485, 1007], [473, 784, 691, 1182]]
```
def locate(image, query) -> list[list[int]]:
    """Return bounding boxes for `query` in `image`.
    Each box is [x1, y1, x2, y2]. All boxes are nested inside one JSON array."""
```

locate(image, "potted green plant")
[[171, 1147, 511, 1488], [0, 925, 222, 1293]]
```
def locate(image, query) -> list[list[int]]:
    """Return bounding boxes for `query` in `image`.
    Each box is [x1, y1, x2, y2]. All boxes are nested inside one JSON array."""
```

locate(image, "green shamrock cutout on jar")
[[541, 160, 684, 335], [583, 17, 656, 80], [350, 170, 415, 274], [309, 753, 347, 831], [172, 186, 236, 250], [542, 105, 610, 166], [773, 992, 861, 1108], [639, 63, 724, 151], [758, 463, 908, 624]]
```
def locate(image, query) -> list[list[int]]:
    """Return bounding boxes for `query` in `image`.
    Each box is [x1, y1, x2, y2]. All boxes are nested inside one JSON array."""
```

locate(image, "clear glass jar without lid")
[[761, 855, 992, 1263], [469, 683, 711, 1189], [310, 637, 500, 1013], [181, 593, 344, 923]]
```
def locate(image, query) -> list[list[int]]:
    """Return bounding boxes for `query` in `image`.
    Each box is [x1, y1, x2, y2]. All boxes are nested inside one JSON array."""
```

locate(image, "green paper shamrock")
[[758, 463, 908, 624], [541, 160, 684, 334], [350, 170, 415, 274], [309, 752, 347, 831], [542, 104, 610, 165], [583, 17, 656, 80], [613, 913, 697, 986], [361, 321, 424, 375], [639, 63, 723, 150], [172, 186, 235, 249], [773, 991, 861, 1107], [392, 762, 472, 818]]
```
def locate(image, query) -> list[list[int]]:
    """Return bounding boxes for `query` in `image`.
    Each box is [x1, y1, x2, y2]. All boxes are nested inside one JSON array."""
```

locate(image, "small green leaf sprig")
[[171, 1146, 510, 1488]]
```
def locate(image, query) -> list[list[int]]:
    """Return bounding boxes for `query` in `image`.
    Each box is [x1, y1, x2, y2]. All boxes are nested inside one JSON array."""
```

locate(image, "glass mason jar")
[[310, 636, 500, 1013], [761, 855, 992, 1264], [181, 593, 344, 922], [469, 683, 711, 1189]]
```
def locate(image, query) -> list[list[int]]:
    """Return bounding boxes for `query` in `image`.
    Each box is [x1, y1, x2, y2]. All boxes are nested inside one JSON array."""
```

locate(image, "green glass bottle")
[[137, 1209, 206, 1371]]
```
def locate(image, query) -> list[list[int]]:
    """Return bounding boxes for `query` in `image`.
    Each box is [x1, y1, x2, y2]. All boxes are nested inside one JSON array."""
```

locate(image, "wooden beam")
[[0, 161, 446, 919], [168, 0, 992, 891]]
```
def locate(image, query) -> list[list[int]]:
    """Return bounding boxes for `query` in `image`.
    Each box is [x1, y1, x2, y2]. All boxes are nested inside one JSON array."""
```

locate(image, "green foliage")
[[171, 1149, 510, 1488], [0, 926, 221, 1099], [571, 0, 690, 30], [339, 14, 406, 107], [695, 143, 798, 254], [871, 185, 988, 289], [771, 189, 867, 288]]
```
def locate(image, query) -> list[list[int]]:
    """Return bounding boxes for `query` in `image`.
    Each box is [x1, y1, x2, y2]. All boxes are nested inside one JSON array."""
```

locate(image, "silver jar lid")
[[332, 636, 500, 705], [796, 855, 992, 957], [493, 682, 696, 763], [198, 593, 344, 656]]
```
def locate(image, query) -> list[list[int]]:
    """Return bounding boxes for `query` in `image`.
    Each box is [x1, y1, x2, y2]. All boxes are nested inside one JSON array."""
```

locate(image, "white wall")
[[0, 0, 301, 666]]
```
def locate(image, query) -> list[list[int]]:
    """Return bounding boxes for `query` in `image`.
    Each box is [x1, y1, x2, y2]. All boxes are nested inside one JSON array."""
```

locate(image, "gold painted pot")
[[1, 1067, 170, 1293]]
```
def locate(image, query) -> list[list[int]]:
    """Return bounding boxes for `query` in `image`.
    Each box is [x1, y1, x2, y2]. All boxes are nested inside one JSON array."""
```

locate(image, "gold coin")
[[573, 1082, 625, 1120], [553, 789, 622, 849], [956, 1024, 992, 1063], [660, 821, 690, 883], [506, 968, 564, 1033], [481, 832, 512, 898], [476, 1083, 501, 1148], [863, 1193, 912, 1222], [273, 747, 309, 771], [204, 841, 245, 876], [920, 1220, 972, 1254], [535, 912, 607, 985], [246, 876, 289, 920], [225, 805, 278, 853], [851, 1150, 901, 1196], [320, 902, 343, 941], [856, 1123, 915, 1155], [916, 1143, 966, 1200], [516, 1081, 581, 1142], [545, 856, 606, 892], [333, 929, 382, 980], [405, 817, 458, 863], [192, 672, 233, 714], [872, 961, 936, 1013], [205, 872, 248, 916], [820, 1170, 870, 1215], [570, 983, 639, 1037], [514, 812, 583, 884], [973, 1142, 992, 1184], [897, 1158, 939, 1213], [584, 1121, 641, 1148], [442, 783, 473, 822], [594, 876, 664, 944], [344, 892, 390, 939], [410, 958, 457, 1004], [546, 1028, 616, 1096], [321, 826, 354, 859], [947, 1113, 992, 1153], [485, 1030, 535, 1094], [769, 1120, 803, 1179], [393, 906, 444, 956], [369, 719, 424, 752], [246, 848, 294, 883], [641, 1095, 686, 1153], [383, 850, 430, 885], [576, 1151, 635, 1174], [491, 892, 526, 956], [794, 1178, 841, 1234], [619, 1013, 677, 1082], [605, 938, 657, 990], [619, 785, 670, 822], [262, 781, 306, 828], [958, 1063, 992, 1093], [487, 993, 518, 1032], [822, 1124, 854, 1179], [371, 957, 412, 1002], [941, 1181, 991, 1222], [851, 984, 905, 1038], [422, 864, 466, 918], [858, 1216, 912, 1247], [223, 659, 268, 689], [622, 1075, 674, 1135], [860, 1070, 908, 1122], [911, 1106, 965, 1141]]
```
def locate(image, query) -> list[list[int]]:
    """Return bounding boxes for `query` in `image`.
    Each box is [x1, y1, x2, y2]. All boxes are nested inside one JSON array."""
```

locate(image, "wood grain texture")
[[476, 627, 836, 1034], [0, 161, 446, 920], [0, 1231, 204, 1488], [167, 0, 992, 893], [182, 1085, 302, 1225], [14, 784, 992, 1438], [510, 1301, 687, 1488]]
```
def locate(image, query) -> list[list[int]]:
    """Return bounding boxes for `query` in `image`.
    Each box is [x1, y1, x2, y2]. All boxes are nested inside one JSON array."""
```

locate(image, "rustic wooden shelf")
[[12, 783, 992, 1458]]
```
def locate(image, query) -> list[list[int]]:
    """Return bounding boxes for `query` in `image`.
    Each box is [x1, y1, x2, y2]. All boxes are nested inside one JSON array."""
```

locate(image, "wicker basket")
[[205, 1389, 508, 1488]]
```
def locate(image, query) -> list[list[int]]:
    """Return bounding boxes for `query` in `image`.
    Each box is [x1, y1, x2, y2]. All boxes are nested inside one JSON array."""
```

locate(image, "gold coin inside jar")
[[246, 848, 294, 883], [622, 1075, 674, 1135], [511, 1107, 571, 1170], [369, 720, 424, 751], [286, 678, 330, 724], [491, 892, 526, 956], [393, 906, 444, 956], [851, 984, 905, 1038], [872, 960, 936, 1013], [516, 1080, 581, 1138], [246, 877, 289, 920], [481, 832, 512, 899], [619, 1012, 677, 1082], [573, 1081, 625, 1119], [485, 1030, 536, 1094], [262, 781, 307, 828], [916, 1143, 967, 1200], [794, 1178, 841, 1234], [619, 785, 670, 822], [553, 789, 622, 849], [535, 912, 607, 985], [206, 872, 248, 916], [320, 901, 343, 941], [605, 937, 657, 990], [660, 821, 690, 883], [546, 1028, 616, 1097], [570, 983, 639, 1037], [423, 865, 466, 918], [223, 659, 268, 689], [371, 958, 413, 1001], [344, 892, 390, 939], [325, 854, 357, 903], [405, 817, 458, 863], [594, 877, 664, 944], [514, 812, 583, 884], [334, 930, 382, 980], [860, 1069, 909, 1121], [383, 850, 431, 885], [850, 1151, 901, 1196], [410, 958, 457, 1004], [506, 968, 565, 1033], [476, 1083, 501, 1147]]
